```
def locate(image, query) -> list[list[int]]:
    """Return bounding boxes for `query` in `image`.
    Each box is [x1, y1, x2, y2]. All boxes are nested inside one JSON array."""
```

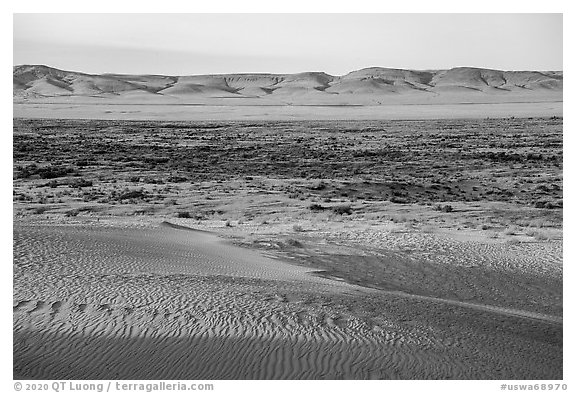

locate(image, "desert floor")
[[13, 118, 563, 379], [13, 101, 562, 121]]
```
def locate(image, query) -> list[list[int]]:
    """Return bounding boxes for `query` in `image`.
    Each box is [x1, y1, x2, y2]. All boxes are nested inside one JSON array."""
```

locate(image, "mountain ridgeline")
[[13, 65, 562, 105]]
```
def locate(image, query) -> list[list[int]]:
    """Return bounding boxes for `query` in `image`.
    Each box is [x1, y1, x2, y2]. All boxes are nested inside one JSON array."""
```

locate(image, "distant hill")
[[13, 65, 562, 106]]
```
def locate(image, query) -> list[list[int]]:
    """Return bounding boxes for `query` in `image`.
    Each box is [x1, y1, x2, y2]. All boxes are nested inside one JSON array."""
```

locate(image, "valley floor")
[[13, 117, 563, 379], [13, 101, 562, 121]]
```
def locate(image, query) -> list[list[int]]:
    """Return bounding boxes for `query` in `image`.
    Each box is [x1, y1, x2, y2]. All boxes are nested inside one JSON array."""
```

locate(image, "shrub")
[[433, 204, 454, 212], [164, 198, 178, 206], [65, 210, 79, 217], [309, 181, 326, 191], [534, 200, 561, 209], [73, 178, 93, 188], [390, 196, 409, 204], [18, 165, 75, 180], [167, 175, 188, 183], [332, 204, 353, 215], [285, 238, 304, 248], [308, 203, 325, 212], [75, 159, 90, 167], [117, 190, 147, 201], [32, 206, 48, 214]]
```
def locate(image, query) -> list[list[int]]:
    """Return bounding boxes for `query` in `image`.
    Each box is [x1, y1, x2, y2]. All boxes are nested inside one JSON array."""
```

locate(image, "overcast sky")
[[13, 14, 562, 75]]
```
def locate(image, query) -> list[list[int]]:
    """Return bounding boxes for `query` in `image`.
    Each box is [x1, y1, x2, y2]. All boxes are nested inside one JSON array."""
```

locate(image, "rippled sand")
[[13, 221, 562, 379]]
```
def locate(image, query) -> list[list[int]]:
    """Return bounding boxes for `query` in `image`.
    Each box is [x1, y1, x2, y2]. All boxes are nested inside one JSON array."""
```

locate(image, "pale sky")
[[13, 14, 563, 75]]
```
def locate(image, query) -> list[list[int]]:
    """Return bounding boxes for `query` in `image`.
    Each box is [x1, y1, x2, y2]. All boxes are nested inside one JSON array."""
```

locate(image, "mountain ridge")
[[13, 65, 563, 106]]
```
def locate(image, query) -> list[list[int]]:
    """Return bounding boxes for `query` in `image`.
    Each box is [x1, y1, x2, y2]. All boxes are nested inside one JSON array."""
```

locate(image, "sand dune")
[[13, 220, 562, 379], [13, 65, 562, 106]]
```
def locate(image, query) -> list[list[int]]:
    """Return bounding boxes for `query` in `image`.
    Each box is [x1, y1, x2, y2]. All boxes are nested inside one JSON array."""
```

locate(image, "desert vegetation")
[[13, 117, 563, 379], [13, 117, 562, 227]]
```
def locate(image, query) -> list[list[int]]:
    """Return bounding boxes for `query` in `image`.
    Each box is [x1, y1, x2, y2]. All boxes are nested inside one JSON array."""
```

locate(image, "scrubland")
[[13, 117, 563, 379]]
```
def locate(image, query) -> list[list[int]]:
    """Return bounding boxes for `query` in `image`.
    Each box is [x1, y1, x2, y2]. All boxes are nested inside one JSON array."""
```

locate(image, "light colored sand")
[[13, 220, 562, 379], [12, 101, 563, 121], [14, 221, 352, 289]]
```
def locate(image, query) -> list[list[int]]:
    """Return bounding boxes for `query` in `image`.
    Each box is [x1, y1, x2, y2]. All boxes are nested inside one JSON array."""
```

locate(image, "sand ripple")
[[13, 222, 562, 379]]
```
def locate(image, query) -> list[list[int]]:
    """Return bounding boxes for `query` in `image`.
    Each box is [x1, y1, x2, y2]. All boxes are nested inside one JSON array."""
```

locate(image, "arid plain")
[[13, 65, 563, 379], [13, 117, 563, 379]]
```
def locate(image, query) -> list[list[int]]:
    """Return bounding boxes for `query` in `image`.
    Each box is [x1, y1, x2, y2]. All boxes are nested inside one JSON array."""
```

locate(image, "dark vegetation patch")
[[13, 117, 562, 210], [331, 204, 353, 215]]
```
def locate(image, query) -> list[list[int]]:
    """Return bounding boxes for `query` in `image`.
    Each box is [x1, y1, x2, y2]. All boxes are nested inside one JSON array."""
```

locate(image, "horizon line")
[[13, 63, 564, 78]]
